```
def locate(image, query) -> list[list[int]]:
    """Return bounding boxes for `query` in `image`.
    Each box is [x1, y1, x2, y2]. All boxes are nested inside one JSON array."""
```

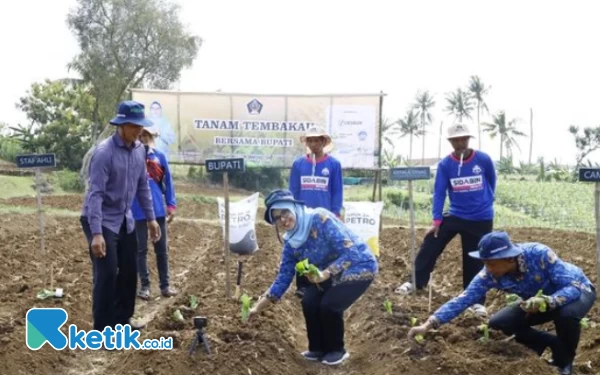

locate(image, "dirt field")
[[0, 188, 599, 375]]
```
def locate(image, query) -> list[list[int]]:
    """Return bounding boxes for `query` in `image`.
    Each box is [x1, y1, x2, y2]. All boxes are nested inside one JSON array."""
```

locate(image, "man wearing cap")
[[396, 123, 496, 317], [408, 231, 596, 375], [289, 126, 344, 298], [80, 100, 162, 332]]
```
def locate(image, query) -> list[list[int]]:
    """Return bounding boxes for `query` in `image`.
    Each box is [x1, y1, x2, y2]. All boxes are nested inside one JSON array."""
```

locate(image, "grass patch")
[[0, 204, 79, 217]]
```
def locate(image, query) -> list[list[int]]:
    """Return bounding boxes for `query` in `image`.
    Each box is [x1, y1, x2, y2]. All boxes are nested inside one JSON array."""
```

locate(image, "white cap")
[[447, 123, 475, 139], [142, 124, 160, 137]]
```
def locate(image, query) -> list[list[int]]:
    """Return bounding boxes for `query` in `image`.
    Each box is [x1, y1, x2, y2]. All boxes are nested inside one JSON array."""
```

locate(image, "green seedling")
[[295, 259, 320, 277], [410, 317, 424, 343], [383, 299, 393, 315], [189, 295, 199, 309], [580, 318, 590, 328], [505, 293, 520, 306], [36, 289, 56, 300], [172, 309, 184, 322], [477, 323, 490, 342], [240, 293, 252, 322]]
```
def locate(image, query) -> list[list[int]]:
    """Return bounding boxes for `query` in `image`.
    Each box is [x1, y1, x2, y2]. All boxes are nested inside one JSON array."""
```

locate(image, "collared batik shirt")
[[431, 242, 594, 326], [266, 208, 379, 301]]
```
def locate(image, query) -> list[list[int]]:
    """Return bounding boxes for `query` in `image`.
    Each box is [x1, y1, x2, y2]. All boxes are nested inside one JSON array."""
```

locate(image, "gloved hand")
[[520, 295, 549, 313], [307, 269, 331, 284]]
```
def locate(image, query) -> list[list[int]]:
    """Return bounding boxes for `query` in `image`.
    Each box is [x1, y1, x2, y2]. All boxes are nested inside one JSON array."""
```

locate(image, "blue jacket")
[[131, 147, 176, 220], [289, 154, 344, 216], [266, 208, 378, 301], [431, 242, 595, 326], [432, 150, 496, 224]]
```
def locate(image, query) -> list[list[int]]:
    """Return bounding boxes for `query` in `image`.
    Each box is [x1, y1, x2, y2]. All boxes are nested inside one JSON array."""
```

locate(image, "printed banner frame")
[[130, 89, 385, 170]]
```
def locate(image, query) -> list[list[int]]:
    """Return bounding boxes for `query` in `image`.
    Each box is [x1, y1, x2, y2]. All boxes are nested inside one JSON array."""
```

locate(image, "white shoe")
[[469, 303, 488, 317], [395, 282, 414, 295]]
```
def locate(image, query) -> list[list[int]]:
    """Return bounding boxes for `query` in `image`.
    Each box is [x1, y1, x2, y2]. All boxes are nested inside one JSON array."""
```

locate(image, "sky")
[[1, 0, 599, 165]]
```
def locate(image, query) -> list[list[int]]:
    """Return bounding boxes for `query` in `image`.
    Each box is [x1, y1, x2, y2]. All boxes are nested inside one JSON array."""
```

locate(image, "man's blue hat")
[[263, 189, 304, 225], [468, 231, 524, 260], [109, 100, 154, 127]]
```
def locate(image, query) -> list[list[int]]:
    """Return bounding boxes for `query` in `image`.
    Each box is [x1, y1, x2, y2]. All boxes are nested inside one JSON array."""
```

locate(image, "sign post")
[[205, 158, 245, 299], [390, 167, 431, 295], [578, 168, 600, 291], [15, 153, 56, 288]]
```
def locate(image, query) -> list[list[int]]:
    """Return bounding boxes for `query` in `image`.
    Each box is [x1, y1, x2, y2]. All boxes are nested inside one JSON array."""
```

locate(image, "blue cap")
[[468, 231, 524, 260], [109, 100, 154, 127], [263, 189, 304, 224]]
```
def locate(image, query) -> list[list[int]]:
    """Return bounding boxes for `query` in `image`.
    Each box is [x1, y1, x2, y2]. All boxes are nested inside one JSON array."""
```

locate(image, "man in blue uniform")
[[396, 123, 496, 317], [289, 126, 344, 297], [408, 231, 596, 375]]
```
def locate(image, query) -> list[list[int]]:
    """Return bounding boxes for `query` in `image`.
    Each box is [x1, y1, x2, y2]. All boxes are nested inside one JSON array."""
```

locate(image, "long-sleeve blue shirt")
[[81, 133, 155, 235], [289, 154, 344, 216], [432, 150, 496, 224], [131, 147, 177, 220], [431, 243, 595, 325], [266, 208, 378, 301]]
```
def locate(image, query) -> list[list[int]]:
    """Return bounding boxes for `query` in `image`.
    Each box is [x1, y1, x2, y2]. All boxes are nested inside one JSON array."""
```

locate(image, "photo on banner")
[[131, 89, 383, 169]]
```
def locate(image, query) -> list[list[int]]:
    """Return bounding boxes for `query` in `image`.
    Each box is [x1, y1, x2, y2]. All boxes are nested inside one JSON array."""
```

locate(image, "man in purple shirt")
[[80, 100, 161, 332]]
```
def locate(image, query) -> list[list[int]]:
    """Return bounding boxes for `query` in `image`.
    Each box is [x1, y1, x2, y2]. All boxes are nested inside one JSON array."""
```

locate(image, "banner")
[[131, 89, 383, 169]]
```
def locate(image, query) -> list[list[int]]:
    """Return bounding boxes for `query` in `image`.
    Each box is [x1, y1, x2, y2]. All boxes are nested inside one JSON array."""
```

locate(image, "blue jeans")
[[136, 217, 170, 290], [489, 287, 597, 368]]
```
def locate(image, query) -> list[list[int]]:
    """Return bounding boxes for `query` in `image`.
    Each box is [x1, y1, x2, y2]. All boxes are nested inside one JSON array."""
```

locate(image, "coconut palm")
[[412, 90, 436, 163], [482, 111, 527, 160], [397, 109, 423, 162], [467, 76, 490, 149], [445, 88, 474, 123]]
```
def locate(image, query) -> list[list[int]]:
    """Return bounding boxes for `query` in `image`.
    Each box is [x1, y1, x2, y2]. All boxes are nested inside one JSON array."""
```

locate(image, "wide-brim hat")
[[447, 123, 475, 140], [263, 189, 305, 225], [300, 126, 332, 146], [468, 231, 524, 260], [109, 100, 154, 128]]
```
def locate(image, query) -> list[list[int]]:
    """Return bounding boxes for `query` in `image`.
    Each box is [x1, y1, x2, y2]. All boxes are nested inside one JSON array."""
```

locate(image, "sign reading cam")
[[578, 168, 600, 182]]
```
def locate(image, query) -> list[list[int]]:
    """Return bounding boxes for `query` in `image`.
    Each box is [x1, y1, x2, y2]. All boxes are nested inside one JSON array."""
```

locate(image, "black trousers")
[[489, 287, 596, 368], [136, 217, 170, 290], [301, 279, 372, 353], [414, 215, 493, 303], [80, 216, 138, 332]]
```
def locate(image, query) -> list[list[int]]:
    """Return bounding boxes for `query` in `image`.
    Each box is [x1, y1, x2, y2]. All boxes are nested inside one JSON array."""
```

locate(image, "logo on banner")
[[247, 99, 263, 115]]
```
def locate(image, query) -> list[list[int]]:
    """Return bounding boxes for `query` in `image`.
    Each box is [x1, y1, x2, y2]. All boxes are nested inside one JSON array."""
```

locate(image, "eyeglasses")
[[272, 209, 291, 222]]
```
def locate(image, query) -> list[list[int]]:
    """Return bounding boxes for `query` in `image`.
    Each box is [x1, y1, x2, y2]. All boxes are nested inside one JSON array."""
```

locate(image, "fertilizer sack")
[[343, 201, 384, 257], [217, 192, 259, 255]]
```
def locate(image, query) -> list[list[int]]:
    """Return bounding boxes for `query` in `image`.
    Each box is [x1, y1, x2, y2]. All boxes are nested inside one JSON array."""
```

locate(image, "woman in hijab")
[[247, 189, 378, 366]]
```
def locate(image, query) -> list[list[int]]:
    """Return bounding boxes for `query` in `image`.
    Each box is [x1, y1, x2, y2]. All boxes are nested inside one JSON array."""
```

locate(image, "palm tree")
[[467, 76, 490, 149], [381, 117, 400, 152], [482, 111, 527, 159], [397, 109, 422, 162], [445, 88, 474, 123], [413, 90, 436, 164]]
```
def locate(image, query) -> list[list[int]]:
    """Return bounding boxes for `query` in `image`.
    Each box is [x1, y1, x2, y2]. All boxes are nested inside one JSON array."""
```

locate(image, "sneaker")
[[161, 287, 178, 297], [395, 282, 414, 295], [128, 319, 147, 330], [322, 350, 350, 366], [300, 351, 323, 361], [468, 303, 488, 317], [137, 287, 150, 300]]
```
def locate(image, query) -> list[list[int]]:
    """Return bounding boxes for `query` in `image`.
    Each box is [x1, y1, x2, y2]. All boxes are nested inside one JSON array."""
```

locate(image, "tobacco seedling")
[[36, 289, 56, 300], [172, 309, 185, 322], [580, 318, 590, 329], [295, 259, 320, 278], [240, 293, 252, 322], [505, 293, 520, 306], [383, 299, 393, 315], [410, 317, 424, 343], [477, 323, 490, 342], [189, 295, 199, 309]]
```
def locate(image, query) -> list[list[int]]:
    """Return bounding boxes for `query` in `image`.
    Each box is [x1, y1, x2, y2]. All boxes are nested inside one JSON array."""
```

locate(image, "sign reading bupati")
[[131, 90, 382, 169]]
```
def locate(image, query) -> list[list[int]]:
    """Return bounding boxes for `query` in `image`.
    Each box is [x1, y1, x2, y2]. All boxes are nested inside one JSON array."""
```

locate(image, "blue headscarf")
[[269, 201, 315, 248]]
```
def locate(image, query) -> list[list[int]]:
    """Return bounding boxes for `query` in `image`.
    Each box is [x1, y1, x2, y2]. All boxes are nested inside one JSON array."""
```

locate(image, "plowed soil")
[[0, 194, 599, 375]]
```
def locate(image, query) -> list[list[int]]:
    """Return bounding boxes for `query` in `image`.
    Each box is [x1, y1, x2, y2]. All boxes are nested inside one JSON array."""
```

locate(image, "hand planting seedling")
[[520, 289, 547, 313], [505, 293, 521, 306], [295, 259, 320, 278], [410, 317, 424, 343], [240, 293, 252, 322], [383, 299, 393, 315], [190, 295, 199, 309], [477, 323, 489, 342]]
